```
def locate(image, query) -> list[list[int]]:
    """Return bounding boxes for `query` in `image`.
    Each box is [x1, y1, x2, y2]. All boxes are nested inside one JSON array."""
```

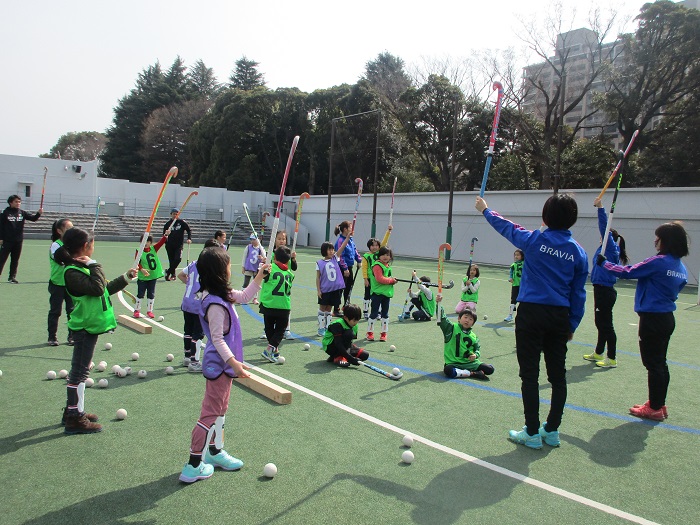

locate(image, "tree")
[[229, 56, 266, 90], [187, 59, 220, 98], [41, 131, 108, 161], [597, 1, 700, 149]]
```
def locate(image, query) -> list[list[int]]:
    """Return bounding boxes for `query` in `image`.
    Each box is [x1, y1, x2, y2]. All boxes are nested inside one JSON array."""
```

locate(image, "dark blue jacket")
[[483, 208, 588, 332], [590, 207, 620, 287]]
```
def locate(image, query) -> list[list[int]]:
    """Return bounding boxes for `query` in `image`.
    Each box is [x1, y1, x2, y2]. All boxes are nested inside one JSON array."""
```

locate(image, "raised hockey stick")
[[358, 360, 403, 381], [437, 243, 451, 294], [291, 192, 310, 254], [242, 203, 259, 239], [395, 277, 454, 289], [600, 150, 627, 256], [39, 167, 48, 209], [267, 136, 300, 259], [597, 130, 639, 201], [467, 236, 479, 278], [166, 191, 198, 234], [91, 196, 105, 233], [350, 178, 363, 234], [131, 166, 178, 271], [479, 82, 504, 198], [388, 176, 398, 227], [226, 217, 242, 251]]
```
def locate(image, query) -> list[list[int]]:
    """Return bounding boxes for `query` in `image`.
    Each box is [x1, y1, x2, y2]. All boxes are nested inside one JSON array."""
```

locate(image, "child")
[[260, 245, 294, 363], [214, 230, 226, 248], [583, 197, 628, 367], [322, 304, 369, 367], [361, 226, 393, 319], [47, 218, 74, 346], [436, 295, 494, 380], [316, 236, 350, 336], [455, 264, 480, 314], [504, 249, 524, 322], [179, 247, 269, 483], [367, 246, 398, 342], [260, 230, 297, 340], [398, 271, 435, 322], [334, 221, 363, 316], [241, 233, 265, 305], [61, 227, 137, 434], [476, 194, 588, 450], [598, 221, 688, 421], [134, 232, 168, 319], [178, 239, 220, 373]]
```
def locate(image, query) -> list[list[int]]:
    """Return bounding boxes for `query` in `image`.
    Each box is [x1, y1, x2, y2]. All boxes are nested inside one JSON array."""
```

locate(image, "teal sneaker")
[[204, 449, 244, 471], [538, 425, 561, 447], [508, 427, 543, 449], [179, 462, 214, 483]]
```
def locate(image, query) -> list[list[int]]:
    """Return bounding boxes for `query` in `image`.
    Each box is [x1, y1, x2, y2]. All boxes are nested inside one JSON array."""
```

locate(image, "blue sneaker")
[[179, 462, 214, 483], [261, 345, 278, 363], [508, 427, 543, 449], [317, 328, 326, 337], [204, 449, 244, 471], [538, 425, 561, 447]]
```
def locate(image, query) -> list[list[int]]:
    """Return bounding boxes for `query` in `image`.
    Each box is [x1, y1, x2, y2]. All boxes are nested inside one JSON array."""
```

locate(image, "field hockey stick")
[[109, 280, 137, 304], [226, 217, 242, 251], [266, 136, 300, 259], [350, 178, 363, 233], [358, 360, 403, 381], [401, 270, 416, 314], [291, 192, 310, 254], [166, 191, 198, 234], [40, 167, 47, 209], [388, 176, 397, 227], [131, 166, 178, 271], [186, 242, 191, 265], [437, 243, 451, 294], [344, 265, 361, 309], [600, 150, 626, 256], [91, 196, 105, 233], [466, 236, 478, 278], [242, 203, 259, 239], [597, 130, 639, 201], [479, 82, 504, 198], [395, 277, 453, 289]]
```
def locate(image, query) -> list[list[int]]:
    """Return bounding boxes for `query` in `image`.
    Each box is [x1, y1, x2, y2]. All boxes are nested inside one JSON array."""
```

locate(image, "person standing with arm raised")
[[0, 195, 43, 283]]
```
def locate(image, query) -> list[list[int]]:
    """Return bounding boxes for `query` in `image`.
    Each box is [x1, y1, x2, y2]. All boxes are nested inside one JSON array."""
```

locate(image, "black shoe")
[[66, 337, 75, 346]]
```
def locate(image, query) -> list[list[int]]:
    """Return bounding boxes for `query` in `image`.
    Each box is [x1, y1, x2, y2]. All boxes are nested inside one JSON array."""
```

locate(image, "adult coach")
[[0, 195, 42, 283], [162, 208, 191, 281]]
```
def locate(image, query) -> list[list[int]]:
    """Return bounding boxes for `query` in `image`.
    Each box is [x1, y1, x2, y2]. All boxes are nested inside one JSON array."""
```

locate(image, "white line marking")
[[116, 292, 659, 525]]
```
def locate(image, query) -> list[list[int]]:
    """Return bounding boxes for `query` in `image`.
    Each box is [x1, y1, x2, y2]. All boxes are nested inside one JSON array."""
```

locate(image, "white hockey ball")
[[116, 408, 127, 420], [46, 370, 57, 380], [389, 344, 396, 352], [157, 315, 165, 322], [137, 370, 147, 378], [166, 354, 174, 362], [392, 367, 401, 376], [58, 369, 68, 379], [303, 343, 310, 351], [98, 378, 108, 388], [131, 352, 140, 361], [277, 356, 286, 364], [263, 463, 277, 478], [104, 342, 112, 350], [483, 315, 488, 321], [402, 435, 414, 447], [85, 377, 94, 387], [402, 450, 415, 464], [165, 366, 175, 375]]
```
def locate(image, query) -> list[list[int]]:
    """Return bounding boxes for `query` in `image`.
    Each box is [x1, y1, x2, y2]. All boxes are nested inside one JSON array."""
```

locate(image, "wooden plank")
[[234, 373, 292, 405], [117, 314, 152, 334]]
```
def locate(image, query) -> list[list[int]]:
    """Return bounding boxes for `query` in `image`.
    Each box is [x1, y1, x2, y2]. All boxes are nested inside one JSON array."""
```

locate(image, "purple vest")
[[243, 244, 264, 272], [181, 261, 201, 314], [318, 257, 345, 293], [199, 294, 243, 379]]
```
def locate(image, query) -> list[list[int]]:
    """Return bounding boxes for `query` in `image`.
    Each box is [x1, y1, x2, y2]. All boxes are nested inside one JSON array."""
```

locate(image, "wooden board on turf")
[[234, 372, 292, 404], [117, 314, 153, 334]]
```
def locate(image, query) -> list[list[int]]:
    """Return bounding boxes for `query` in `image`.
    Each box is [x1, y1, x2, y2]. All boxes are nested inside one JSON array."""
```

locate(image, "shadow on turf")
[[0, 425, 65, 456], [0, 342, 59, 357], [359, 371, 450, 400], [562, 421, 656, 468], [22, 474, 183, 525], [258, 449, 550, 525]]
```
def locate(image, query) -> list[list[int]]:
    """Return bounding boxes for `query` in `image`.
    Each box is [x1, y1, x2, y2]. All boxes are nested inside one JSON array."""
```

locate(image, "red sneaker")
[[629, 404, 665, 421], [147, 311, 155, 319], [133, 310, 141, 318], [333, 356, 350, 368], [632, 400, 668, 419], [366, 332, 374, 341], [379, 332, 387, 342]]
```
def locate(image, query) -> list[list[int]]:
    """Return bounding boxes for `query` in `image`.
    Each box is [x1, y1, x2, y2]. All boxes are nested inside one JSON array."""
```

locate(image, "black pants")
[[593, 284, 617, 358], [638, 311, 675, 410], [66, 330, 99, 408], [48, 282, 74, 340], [515, 302, 570, 434], [183, 311, 204, 353], [410, 297, 431, 321], [341, 267, 357, 307], [165, 244, 182, 277], [0, 240, 23, 279], [263, 308, 290, 348], [137, 279, 157, 299]]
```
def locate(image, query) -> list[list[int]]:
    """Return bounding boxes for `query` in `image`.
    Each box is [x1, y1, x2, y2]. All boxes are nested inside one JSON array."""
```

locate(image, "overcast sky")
[[1, 0, 650, 158]]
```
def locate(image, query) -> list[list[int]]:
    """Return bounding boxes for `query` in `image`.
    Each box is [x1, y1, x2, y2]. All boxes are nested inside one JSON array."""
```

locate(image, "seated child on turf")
[[134, 232, 168, 319], [259, 245, 294, 363], [322, 304, 369, 367], [436, 295, 494, 380], [399, 270, 435, 322], [316, 237, 350, 336], [455, 264, 480, 314]]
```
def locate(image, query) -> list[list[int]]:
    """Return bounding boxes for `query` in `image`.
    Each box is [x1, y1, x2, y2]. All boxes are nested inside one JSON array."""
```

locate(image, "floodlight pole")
[[446, 95, 459, 261]]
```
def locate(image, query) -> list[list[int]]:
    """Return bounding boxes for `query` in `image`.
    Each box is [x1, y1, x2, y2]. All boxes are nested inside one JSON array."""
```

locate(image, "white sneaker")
[[187, 361, 203, 373], [259, 331, 267, 340], [284, 330, 294, 340]]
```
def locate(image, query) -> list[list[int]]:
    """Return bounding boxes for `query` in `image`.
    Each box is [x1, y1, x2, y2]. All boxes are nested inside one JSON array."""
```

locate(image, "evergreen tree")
[[229, 56, 266, 90]]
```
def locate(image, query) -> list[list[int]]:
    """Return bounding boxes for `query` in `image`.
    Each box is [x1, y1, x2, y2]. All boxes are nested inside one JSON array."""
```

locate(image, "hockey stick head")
[[441, 280, 455, 289], [359, 361, 402, 380]]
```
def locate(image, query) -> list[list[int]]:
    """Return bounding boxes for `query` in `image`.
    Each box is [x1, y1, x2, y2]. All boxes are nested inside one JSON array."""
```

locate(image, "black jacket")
[[0, 207, 41, 243]]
